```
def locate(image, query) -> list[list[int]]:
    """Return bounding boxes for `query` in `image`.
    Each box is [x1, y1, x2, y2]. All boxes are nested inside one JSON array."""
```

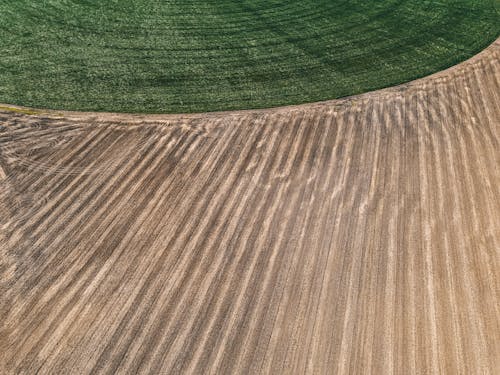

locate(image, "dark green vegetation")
[[0, 1, 499, 113]]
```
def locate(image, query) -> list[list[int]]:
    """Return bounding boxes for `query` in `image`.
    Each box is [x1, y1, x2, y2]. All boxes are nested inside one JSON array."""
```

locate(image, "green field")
[[0, 1, 498, 113]]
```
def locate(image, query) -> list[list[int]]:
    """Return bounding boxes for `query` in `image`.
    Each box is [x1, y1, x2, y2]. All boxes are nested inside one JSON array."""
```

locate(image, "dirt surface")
[[0, 39, 499, 374]]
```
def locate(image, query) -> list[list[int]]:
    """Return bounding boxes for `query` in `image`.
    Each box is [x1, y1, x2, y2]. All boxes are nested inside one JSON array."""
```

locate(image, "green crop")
[[0, 0, 498, 113]]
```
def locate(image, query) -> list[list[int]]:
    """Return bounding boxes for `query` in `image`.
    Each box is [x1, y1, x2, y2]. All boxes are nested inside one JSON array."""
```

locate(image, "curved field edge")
[[1, 36, 499, 119], [0, 31, 499, 374], [0, 0, 499, 114]]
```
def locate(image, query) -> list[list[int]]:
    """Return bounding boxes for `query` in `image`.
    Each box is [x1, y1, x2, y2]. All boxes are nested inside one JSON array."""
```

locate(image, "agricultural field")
[[1, 37, 499, 375], [0, 0, 499, 113], [1, 1, 500, 374]]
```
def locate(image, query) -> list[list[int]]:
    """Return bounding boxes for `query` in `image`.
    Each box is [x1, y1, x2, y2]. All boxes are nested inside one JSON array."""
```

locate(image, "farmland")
[[1, 37, 499, 374], [1, 0, 500, 373], [0, 0, 499, 113]]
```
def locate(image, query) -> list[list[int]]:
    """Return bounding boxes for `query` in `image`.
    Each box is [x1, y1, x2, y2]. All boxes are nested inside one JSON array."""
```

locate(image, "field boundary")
[[1, 37, 499, 122]]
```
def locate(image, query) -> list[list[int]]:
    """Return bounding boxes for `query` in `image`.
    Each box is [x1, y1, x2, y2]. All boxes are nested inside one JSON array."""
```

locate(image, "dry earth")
[[0, 39, 499, 374]]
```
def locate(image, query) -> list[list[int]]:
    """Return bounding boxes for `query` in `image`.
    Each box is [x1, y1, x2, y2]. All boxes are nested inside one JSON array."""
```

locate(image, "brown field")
[[1, 39, 499, 374]]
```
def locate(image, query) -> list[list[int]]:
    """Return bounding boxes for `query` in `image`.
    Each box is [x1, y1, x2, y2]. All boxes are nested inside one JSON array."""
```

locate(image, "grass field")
[[0, 0, 499, 113]]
